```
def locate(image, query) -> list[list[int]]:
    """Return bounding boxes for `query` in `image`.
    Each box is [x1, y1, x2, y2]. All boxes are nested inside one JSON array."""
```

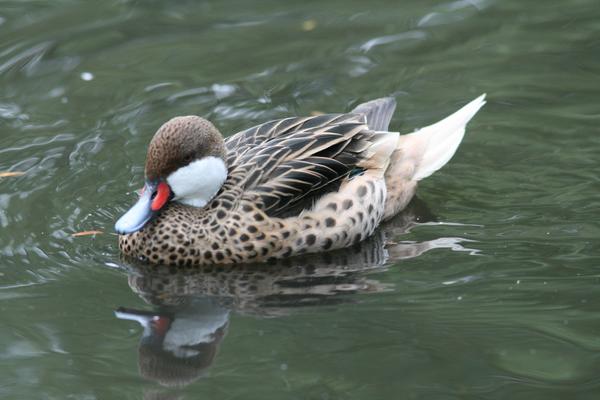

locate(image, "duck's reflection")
[[116, 198, 478, 388], [116, 298, 228, 388]]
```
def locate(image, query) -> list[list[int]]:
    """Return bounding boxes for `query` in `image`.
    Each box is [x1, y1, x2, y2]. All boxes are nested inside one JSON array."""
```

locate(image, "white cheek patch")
[[166, 156, 227, 208]]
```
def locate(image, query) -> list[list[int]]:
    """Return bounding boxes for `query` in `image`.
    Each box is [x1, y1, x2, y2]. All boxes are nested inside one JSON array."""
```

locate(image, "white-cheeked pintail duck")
[[115, 94, 486, 266]]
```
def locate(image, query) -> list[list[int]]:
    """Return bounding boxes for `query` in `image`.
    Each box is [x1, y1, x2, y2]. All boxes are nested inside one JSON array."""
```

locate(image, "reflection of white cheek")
[[166, 157, 227, 207], [163, 310, 230, 358]]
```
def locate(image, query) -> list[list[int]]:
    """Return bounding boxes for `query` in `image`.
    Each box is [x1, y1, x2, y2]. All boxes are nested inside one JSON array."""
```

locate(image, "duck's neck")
[[166, 156, 228, 208]]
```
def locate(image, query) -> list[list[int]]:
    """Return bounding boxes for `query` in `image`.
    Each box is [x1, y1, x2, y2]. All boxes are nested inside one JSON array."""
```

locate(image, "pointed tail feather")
[[351, 97, 397, 131], [407, 94, 486, 181]]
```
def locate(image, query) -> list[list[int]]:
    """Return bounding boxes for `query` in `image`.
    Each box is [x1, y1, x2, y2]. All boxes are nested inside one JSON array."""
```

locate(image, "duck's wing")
[[224, 96, 397, 164], [223, 113, 385, 217], [225, 114, 361, 167]]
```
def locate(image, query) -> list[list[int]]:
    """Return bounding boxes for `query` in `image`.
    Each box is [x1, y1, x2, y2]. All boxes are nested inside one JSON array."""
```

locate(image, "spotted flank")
[[117, 94, 486, 266]]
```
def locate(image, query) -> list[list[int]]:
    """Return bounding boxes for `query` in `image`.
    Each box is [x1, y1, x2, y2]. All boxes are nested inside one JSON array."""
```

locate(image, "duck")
[[115, 94, 486, 266]]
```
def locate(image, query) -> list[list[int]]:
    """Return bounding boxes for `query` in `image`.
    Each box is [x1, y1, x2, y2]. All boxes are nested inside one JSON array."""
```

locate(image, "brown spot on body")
[[357, 185, 367, 197]]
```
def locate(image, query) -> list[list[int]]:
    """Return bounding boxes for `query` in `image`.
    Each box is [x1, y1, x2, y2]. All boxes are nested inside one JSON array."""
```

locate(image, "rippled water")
[[1, 0, 599, 398]]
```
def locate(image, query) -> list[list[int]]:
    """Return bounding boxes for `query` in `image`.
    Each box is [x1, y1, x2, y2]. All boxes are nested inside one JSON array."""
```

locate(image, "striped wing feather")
[[225, 113, 364, 166], [223, 113, 375, 217]]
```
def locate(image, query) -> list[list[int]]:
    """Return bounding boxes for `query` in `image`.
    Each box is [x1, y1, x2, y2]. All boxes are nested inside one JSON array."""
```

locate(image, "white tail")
[[404, 94, 486, 181]]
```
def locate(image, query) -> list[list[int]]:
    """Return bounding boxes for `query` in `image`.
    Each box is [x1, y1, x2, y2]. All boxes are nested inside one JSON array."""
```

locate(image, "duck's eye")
[[183, 154, 193, 163]]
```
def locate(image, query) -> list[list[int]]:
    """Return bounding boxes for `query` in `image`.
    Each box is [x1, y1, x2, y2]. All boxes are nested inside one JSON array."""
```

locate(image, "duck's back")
[[222, 112, 390, 217]]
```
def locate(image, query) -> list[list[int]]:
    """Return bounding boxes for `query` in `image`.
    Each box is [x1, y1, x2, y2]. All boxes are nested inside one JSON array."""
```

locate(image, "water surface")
[[1, 0, 599, 398]]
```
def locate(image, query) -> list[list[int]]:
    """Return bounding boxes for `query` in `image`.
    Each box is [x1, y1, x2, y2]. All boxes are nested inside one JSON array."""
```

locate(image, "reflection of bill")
[[115, 298, 229, 388], [116, 199, 480, 387]]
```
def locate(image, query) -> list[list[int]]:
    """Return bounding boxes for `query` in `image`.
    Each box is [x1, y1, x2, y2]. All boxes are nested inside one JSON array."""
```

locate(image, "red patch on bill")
[[151, 182, 171, 211]]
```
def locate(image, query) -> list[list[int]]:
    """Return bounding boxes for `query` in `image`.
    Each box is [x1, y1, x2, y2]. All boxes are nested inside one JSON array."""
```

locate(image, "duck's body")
[[117, 95, 485, 266]]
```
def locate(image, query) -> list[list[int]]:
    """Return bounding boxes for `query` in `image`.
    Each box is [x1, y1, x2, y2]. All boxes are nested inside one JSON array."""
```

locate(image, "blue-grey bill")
[[114, 188, 154, 234]]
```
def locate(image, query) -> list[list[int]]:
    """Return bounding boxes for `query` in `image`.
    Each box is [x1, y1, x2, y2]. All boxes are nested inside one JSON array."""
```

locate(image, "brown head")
[[115, 116, 228, 234], [145, 116, 225, 181]]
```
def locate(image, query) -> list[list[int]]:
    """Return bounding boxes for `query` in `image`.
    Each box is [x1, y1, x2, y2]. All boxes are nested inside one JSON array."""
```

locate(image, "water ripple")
[[359, 30, 428, 53], [0, 41, 54, 76]]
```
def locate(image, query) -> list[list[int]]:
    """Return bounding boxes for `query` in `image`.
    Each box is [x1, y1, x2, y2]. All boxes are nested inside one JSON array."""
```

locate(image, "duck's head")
[[115, 116, 227, 235]]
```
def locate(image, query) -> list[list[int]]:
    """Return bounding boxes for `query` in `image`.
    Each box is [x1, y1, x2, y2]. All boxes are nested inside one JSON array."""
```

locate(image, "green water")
[[1, 0, 599, 398]]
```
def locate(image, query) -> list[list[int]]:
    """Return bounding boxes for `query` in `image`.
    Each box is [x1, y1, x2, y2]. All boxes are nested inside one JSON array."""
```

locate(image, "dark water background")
[[1, 0, 599, 398]]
